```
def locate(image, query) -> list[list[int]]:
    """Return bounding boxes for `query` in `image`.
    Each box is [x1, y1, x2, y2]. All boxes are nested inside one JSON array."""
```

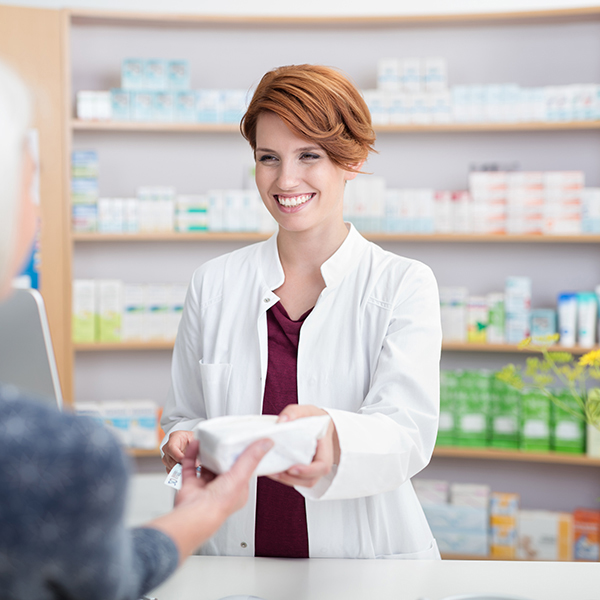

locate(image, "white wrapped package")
[[193, 414, 330, 476]]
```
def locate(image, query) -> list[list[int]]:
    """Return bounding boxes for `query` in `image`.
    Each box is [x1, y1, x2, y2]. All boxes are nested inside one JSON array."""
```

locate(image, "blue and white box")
[[121, 59, 145, 90], [154, 91, 175, 122], [168, 59, 191, 90], [174, 91, 197, 122], [196, 89, 222, 123], [144, 59, 168, 90], [132, 91, 155, 121], [110, 89, 131, 121]]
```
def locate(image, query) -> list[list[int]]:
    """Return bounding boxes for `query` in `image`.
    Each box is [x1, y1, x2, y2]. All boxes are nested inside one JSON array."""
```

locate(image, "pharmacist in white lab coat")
[[161, 64, 442, 560]]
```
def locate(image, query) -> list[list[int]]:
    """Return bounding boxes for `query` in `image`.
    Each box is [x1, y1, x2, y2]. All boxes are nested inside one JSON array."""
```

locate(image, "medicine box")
[[72, 279, 96, 343], [573, 509, 600, 561], [96, 279, 123, 342], [437, 370, 457, 446], [450, 483, 490, 508], [552, 390, 586, 454], [129, 400, 159, 450], [520, 389, 551, 452], [174, 91, 197, 122], [144, 59, 168, 90], [587, 423, 600, 458], [531, 308, 557, 344], [122, 59, 145, 90], [455, 370, 489, 448], [517, 510, 573, 561], [167, 59, 190, 90], [413, 479, 449, 505], [110, 89, 131, 121], [490, 378, 520, 449], [122, 284, 146, 342], [72, 150, 99, 179], [102, 400, 131, 446]]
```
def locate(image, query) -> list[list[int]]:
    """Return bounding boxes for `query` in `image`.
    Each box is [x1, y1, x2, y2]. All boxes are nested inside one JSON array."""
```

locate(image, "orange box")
[[573, 509, 600, 561]]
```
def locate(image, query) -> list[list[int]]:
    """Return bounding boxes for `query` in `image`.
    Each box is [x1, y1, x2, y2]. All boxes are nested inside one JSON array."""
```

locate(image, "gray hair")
[[0, 60, 32, 284]]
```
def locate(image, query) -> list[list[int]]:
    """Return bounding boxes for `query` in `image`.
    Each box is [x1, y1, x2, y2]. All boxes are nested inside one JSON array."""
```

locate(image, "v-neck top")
[[254, 301, 312, 558]]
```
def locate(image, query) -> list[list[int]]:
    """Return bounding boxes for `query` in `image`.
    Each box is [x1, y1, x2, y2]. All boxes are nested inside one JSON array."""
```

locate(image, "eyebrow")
[[255, 146, 321, 153]]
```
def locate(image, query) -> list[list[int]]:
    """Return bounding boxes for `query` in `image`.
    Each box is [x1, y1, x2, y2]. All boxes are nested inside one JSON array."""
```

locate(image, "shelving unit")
[[65, 7, 600, 519]]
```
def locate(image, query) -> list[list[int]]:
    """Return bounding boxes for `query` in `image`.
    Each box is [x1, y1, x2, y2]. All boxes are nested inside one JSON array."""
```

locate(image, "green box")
[[455, 370, 489, 448], [437, 370, 458, 446], [552, 389, 586, 454], [490, 377, 520, 449], [520, 389, 551, 452]]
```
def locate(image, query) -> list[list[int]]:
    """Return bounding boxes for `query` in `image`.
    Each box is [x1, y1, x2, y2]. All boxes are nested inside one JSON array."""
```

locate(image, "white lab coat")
[[161, 224, 442, 559]]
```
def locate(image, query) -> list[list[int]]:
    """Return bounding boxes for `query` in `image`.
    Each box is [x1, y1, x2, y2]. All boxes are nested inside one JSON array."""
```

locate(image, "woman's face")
[[254, 111, 358, 234]]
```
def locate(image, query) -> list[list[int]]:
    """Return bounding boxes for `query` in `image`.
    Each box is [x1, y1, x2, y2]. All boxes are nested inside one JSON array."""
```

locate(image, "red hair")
[[241, 64, 376, 171]]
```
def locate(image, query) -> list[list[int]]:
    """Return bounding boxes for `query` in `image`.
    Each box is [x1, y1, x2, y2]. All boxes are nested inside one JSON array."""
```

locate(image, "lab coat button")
[[263, 298, 270, 303], [240, 542, 248, 548]]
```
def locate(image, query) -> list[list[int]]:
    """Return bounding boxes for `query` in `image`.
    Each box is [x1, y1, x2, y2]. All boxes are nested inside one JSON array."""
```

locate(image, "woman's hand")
[[268, 404, 340, 489], [162, 430, 195, 472]]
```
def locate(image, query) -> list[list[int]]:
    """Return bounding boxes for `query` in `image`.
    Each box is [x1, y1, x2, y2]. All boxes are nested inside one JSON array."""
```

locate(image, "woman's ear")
[[344, 160, 365, 181]]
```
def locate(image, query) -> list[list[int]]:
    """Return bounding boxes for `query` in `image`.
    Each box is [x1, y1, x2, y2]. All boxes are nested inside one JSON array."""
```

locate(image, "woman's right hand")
[[162, 430, 195, 472]]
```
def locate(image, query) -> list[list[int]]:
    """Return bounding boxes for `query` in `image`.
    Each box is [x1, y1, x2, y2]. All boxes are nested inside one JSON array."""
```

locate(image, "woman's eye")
[[301, 153, 320, 161], [258, 155, 277, 163]]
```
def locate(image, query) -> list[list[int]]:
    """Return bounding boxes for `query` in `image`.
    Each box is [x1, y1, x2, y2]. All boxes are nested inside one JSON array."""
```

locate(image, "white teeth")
[[276, 193, 313, 207]]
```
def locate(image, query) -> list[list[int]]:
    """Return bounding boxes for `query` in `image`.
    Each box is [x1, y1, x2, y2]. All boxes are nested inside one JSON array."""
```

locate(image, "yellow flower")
[[518, 337, 532, 349], [579, 349, 600, 368]]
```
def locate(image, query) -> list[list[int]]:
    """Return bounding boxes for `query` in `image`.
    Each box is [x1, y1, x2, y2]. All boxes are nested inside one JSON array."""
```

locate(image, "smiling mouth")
[[274, 193, 315, 207]]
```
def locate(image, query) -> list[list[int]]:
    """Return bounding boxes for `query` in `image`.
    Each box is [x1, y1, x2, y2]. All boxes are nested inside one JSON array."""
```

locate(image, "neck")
[[276, 218, 349, 275]]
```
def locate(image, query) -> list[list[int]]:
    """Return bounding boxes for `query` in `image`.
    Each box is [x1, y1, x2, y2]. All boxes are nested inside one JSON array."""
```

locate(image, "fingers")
[[161, 430, 193, 471], [277, 404, 326, 423], [181, 439, 200, 483]]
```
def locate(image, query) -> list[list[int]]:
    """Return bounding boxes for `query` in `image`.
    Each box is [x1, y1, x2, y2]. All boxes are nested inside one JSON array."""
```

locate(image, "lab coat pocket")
[[198, 361, 232, 415], [378, 539, 441, 560]]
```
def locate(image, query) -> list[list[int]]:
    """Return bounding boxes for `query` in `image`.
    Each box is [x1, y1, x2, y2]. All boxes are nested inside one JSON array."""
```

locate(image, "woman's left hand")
[[268, 405, 340, 489]]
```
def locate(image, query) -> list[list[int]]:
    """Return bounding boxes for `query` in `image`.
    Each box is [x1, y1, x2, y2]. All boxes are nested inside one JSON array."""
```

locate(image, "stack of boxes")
[[417, 479, 596, 561], [437, 369, 588, 455], [416, 481, 489, 557], [72, 280, 188, 344], [71, 150, 99, 233], [76, 400, 161, 450]]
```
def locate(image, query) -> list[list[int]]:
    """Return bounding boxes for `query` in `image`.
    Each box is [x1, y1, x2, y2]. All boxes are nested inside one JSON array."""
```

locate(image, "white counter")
[[150, 556, 599, 600]]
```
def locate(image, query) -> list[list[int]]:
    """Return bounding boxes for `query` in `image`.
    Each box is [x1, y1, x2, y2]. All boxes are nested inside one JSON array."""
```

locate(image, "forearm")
[[146, 500, 227, 564]]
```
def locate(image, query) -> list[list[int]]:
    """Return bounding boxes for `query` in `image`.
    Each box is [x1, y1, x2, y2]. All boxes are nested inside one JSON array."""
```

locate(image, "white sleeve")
[[298, 262, 441, 501], [160, 270, 208, 449]]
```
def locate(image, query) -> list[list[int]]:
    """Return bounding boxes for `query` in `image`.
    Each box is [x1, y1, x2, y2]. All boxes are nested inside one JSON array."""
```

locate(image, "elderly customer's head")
[[0, 59, 35, 299]]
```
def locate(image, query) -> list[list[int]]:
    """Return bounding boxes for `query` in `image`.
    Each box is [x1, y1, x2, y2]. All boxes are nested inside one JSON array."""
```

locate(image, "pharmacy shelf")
[[72, 118, 600, 134], [71, 232, 600, 244], [71, 119, 239, 133], [442, 342, 597, 355], [433, 446, 600, 467], [129, 445, 600, 465], [74, 340, 599, 354], [74, 341, 174, 351]]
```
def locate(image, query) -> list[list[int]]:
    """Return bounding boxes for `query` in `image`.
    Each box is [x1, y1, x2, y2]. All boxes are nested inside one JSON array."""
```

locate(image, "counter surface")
[[150, 556, 599, 600]]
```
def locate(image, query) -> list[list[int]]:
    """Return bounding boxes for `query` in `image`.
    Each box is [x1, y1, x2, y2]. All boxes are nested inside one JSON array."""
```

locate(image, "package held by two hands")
[[194, 414, 330, 476]]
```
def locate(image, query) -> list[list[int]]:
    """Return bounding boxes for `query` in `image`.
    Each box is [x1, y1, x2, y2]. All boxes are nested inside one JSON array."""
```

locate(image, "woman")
[[0, 59, 272, 600], [161, 64, 442, 559]]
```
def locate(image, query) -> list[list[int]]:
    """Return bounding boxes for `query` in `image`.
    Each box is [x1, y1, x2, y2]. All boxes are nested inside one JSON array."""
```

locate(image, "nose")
[[276, 159, 300, 191]]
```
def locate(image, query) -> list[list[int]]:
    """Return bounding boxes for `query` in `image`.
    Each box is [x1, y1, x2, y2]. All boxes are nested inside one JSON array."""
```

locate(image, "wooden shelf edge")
[[74, 341, 174, 351], [71, 119, 600, 134], [442, 342, 597, 355], [433, 446, 600, 466], [67, 7, 600, 27], [71, 232, 600, 243]]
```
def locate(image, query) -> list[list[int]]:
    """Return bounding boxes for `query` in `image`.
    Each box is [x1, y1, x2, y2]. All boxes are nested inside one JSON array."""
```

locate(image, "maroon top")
[[254, 301, 312, 558]]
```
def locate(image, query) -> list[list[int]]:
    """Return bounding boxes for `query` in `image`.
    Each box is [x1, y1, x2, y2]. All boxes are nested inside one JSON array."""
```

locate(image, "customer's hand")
[[268, 404, 340, 489], [176, 438, 273, 515], [162, 430, 195, 472], [149, 436, 273, 563]]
